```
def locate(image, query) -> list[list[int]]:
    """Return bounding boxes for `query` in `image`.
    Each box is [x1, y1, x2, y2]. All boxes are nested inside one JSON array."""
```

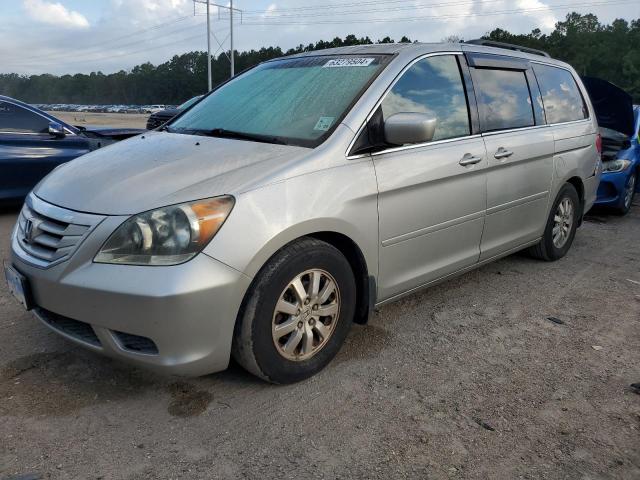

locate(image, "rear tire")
[[528, 183, 580, 261], [232, 237, 356, 384]]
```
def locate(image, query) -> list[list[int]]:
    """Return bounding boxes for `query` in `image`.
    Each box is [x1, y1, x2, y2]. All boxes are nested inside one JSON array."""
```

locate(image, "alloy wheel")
[[624, 174, 636, 210], [552, 197, 574, 248], [271, 269, 341, 361]]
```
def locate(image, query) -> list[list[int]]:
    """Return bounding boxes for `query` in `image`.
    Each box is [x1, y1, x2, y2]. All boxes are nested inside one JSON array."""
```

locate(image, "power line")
[[240, 0, 443, 13], [5, 15, 198, 65], [8, 20, 210, 67], [240, 0, 637, 25], [239, 0, 637, 14], [241, 0, 525, 17], [9, 23, 220, 69], [37, 31, 209, 67], [241, 0, 609, 18]]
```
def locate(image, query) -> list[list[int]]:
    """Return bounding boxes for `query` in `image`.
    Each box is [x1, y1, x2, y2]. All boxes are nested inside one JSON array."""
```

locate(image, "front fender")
[[203, 158, 380, 282]]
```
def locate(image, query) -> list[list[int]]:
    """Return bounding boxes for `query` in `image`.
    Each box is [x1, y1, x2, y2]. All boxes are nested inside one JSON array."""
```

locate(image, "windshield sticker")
[[314, 117, 335, 131], [323, 58, 375, 68]]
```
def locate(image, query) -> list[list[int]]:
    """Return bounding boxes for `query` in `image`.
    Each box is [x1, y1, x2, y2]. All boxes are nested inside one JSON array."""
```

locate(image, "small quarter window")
[[470, 68, 535, 132], [381, 55, 470, 142], [0, 101, 50, 134], [533, 64, 588, 124]]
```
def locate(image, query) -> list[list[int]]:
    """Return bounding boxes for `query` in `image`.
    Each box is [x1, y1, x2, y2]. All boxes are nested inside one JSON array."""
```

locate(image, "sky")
[[0, 0, 639, 75]]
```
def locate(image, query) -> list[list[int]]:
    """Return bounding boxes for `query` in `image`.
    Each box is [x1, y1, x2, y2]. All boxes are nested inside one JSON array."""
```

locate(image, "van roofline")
[[281, 42, 570, 68]]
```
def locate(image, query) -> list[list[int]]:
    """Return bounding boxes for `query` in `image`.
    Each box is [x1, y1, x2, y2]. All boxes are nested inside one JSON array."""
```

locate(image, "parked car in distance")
[[6, 42, 601, 383], [146, 95, 203, 130], [0, 95, 145, 204]]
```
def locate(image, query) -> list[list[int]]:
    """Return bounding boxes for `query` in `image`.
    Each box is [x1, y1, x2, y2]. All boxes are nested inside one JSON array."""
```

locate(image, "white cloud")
[[516, 0, 558, 30], [23, 0, 90, 29]]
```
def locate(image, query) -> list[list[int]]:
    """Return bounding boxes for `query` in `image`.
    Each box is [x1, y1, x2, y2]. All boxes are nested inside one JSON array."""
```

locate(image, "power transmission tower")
[[193, 0, 242, 89]]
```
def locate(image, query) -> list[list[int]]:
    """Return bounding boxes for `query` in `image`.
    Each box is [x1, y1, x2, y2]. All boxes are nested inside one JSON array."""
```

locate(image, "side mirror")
[[48, 122, 66, 138], [384, 113, 437, 146]]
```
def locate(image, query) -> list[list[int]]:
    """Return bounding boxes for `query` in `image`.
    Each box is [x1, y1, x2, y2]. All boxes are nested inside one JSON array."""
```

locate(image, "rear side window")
[[533, 64, 588, 124], [381, 55, 470, 142], [0, 101, 50, 134], [470, 69, 535, 132]]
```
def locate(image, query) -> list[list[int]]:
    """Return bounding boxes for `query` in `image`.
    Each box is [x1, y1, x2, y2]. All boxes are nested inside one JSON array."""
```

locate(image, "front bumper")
[[10, 198, 251, 376], [594, 170, 631, 207]]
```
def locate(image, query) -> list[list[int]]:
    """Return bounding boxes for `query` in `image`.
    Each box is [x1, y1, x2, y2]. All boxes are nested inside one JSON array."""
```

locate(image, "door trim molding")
[[375, 237, 541, 306], [486, 191, 548, 215], [382, 210, 485, 247]]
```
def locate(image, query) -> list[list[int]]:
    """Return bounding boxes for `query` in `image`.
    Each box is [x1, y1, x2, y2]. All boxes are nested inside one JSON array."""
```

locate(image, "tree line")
[[0, 13, 638, 105]]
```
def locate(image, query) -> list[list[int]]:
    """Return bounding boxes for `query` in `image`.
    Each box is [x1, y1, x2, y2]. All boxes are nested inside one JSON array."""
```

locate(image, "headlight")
[[602, 159, 632, 173], [94, 196, 234, 266]]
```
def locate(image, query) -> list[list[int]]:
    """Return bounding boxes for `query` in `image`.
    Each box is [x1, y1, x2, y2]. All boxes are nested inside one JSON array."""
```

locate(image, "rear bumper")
[[10, 244, 251, 376]]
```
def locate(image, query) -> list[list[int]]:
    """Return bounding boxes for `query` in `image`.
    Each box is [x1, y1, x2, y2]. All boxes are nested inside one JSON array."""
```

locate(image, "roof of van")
[[286, 42, 567, 67]]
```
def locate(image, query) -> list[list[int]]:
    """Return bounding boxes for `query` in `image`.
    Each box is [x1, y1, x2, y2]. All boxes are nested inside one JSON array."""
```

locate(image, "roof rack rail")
[[465, 39, 551, 58]]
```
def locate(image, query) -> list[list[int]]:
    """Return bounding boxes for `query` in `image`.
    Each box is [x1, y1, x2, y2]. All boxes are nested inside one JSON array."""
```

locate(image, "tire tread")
[[232, 237, 349, 383]]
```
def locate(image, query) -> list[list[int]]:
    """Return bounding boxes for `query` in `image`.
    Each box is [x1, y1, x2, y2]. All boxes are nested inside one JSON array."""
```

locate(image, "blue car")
[[0, 95, 144, 205], [583, 78, 639, 214], [595, 106, 640, 214]]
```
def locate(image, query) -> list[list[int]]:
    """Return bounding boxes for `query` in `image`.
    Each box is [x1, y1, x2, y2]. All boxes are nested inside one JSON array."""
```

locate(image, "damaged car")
[[0, 95, 144, 205], [582, 78, 640, 214]]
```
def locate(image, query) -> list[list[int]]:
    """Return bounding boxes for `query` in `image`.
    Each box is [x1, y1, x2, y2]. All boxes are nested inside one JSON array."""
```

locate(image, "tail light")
[[594, 133, 603, 176]]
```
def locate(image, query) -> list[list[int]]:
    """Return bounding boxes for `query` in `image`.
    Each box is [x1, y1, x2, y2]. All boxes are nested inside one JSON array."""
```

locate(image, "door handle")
[[459, 153, 483, 166], [494, 147, 514, 160]]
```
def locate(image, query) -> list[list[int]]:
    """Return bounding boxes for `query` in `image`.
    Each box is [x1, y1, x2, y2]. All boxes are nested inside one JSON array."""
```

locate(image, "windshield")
[[169, 55, 388, 147]]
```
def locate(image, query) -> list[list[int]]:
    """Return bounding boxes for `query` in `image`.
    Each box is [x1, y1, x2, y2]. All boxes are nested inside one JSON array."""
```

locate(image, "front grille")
[[36, 307, 101, 347], [15, 195, 104, 268], [113, 331, 159, 355]]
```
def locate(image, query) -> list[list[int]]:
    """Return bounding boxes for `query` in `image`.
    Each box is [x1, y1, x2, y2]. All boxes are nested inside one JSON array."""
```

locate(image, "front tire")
[[615, 171, 636, 215], [232, 237, 356, 384], [528, 183, 580, 261]]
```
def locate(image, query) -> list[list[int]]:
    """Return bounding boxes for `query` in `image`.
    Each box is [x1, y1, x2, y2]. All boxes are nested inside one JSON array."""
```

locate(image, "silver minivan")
[[6, 41, 601, 383]]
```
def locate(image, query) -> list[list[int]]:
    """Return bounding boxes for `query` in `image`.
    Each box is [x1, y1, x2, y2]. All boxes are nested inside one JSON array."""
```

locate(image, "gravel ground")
[[0, 202, 639, 480]]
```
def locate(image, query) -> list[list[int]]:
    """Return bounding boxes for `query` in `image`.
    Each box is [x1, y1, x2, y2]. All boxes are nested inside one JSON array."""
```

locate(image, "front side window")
[[381, 55, 470, 142], [533, 64, 588, 124], [0, 101, 50, 134], [170, 55, 389, 147], [471, 68, 535, 132]]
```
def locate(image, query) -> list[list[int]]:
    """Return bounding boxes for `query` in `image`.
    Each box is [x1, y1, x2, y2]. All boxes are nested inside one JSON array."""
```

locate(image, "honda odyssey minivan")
[[6, 41, 601, 383]]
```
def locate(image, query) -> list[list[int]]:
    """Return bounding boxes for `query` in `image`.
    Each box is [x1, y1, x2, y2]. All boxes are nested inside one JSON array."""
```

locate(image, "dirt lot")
[[46, 111, 148, 129], [1, 201, 639, 480]]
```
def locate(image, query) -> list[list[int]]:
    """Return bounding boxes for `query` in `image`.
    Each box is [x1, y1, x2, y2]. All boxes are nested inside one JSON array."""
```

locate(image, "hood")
[[152, 108, 180, 119], [34, 131, 311, 215], [80, 126, 146, 140], [582, 76, 634, 137]]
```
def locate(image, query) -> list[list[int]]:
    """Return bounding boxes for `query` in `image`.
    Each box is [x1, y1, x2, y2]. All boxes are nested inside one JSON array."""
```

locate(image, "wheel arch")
[[306, 231, 374, 325], [241, 224, 376, 326], [565, 176, 585, 225]]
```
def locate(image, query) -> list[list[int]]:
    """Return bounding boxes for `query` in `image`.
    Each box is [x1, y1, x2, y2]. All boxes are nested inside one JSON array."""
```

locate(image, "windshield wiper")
[[204, 128, 288, 145]]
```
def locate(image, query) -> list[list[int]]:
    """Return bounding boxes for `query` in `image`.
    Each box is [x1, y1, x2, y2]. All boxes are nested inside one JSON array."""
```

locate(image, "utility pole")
[[230, 0, 234, 77], [206, 0, 211, 91], [193, 0, 242, 83]]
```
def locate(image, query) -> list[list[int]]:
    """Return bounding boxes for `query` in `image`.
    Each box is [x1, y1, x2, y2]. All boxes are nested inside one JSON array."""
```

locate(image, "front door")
[[373, 54, 487, 300]]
